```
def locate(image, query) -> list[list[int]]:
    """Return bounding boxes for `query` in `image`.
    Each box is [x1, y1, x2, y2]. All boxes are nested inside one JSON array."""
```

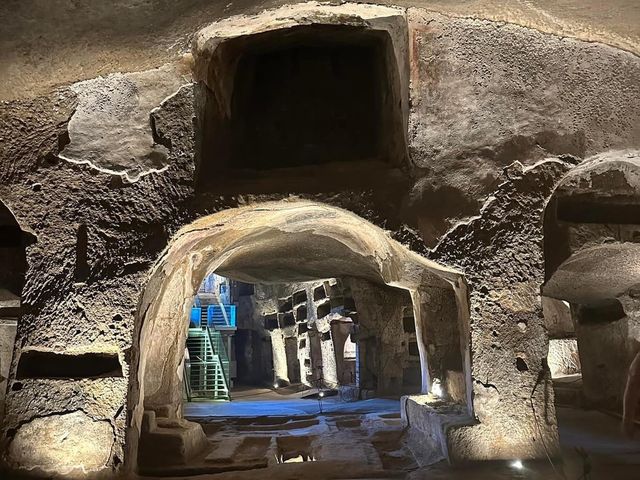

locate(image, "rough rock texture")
[[407, 11, 640, 245], [543, 150, 640, 408], [1, 1, 640, 476], [0, 78, 197, 475], [429, 159, 572, 460], [547, 339, 580, 377], [60, 65, 190, 181], [7, 410, 113, 476], [2, 1, 639, 101], [347, 278, 411, 395]]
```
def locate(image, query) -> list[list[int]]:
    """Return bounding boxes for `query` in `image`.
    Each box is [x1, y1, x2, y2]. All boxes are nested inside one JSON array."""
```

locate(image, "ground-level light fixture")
[[510, 459, 524, 470]]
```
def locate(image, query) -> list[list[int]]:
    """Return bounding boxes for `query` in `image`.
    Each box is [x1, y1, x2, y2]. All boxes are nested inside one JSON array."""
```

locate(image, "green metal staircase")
[[185, 327, 231, 401]]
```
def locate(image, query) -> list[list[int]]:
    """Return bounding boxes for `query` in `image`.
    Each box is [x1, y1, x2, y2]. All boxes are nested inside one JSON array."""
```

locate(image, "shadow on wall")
[[0, 201, 33, 422]]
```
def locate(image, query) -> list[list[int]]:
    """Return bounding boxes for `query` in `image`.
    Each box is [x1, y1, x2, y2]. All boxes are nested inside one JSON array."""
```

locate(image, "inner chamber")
[[196, 25, 405, 191]]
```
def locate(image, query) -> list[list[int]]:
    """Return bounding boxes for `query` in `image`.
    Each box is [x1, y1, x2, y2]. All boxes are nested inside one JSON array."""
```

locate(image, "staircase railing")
[[190, 304, 237, 329], [186, 327, 230, 401], [207, 327, 231, 396]]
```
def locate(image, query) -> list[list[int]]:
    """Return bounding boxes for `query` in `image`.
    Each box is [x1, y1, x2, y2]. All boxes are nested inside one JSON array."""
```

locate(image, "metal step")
[[185, 327, 230, 401]]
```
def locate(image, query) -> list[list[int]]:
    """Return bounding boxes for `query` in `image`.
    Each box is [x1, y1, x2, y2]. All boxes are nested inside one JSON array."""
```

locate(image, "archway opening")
[[542, 154, 640, 461], [130, 201, 469, 474]]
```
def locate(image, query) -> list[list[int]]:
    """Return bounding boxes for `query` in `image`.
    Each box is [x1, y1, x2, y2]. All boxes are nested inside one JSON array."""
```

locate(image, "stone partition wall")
[[424, 159, 572, 462]]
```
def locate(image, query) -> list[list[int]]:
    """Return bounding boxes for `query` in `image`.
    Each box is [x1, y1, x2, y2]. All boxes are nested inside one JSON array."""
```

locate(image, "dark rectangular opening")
[[16, 350, 122, 379], [280, 312, 296, 328], [231, 42, 381, 170], [292, 290, 307, 306], [316, 302, 331, 319], [403, 315, 416, 333], [576, 300, 626, 324], [278, 297, 293, 313], [237, 282, 255, 296], [313, 285, 327, 301], [295, 305, 308, 321], [75, 223, 89, 282], [408, 341, 420, 357], [298, 323, 310, 335], [557, 195, 640, 224], [264, 314, 279, 330], [321, 331, 331, 341], [195, 25, 407, 194], [299, 339, 306, 349]]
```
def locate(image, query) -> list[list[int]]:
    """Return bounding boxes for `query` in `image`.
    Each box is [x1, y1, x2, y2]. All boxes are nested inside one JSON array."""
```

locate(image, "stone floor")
[[185, 386, 401, 417], [137, 388, 640, 479]]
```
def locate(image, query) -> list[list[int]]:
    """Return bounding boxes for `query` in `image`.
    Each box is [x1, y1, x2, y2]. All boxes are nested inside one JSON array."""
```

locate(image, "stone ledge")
[[401, 395, 474, 466]]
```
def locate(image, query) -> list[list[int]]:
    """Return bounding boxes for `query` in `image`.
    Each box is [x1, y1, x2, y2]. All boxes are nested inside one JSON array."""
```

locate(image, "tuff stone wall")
[[0, 1, 639, 476], [429, 159, 572, 461]]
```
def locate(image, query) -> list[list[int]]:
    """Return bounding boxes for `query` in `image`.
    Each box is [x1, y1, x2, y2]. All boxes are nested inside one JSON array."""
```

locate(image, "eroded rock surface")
[[8, 410, 113, 474], [60, 65, 190, 181]]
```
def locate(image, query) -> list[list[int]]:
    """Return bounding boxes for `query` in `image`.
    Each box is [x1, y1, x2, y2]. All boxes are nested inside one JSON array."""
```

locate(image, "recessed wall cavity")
[[195, 24, 406, 193], [16, 350, 123, 379], [0, 202, 29, 297]]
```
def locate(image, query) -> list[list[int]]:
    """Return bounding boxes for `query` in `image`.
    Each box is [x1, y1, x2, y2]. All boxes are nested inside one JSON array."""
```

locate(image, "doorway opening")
[[183, 274, 430, 411], [542, 155, 640, 466], [129, 201, 469, 474]]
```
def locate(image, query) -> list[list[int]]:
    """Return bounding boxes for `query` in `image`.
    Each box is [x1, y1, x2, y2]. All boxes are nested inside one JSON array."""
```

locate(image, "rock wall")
[[406, 10, 640, 245], [429, 159, 571, 461], [0, 1, 639, 476]]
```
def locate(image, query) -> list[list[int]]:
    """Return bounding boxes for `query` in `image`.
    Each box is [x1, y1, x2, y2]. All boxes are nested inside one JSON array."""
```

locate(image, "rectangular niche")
[[313, 285, 327, 301], [298, 323, 310, 335], [278, 297, 293, 313], [279, 312, 296, 328], [292, 290, 307, 306], [295, 304, 308, 321], [402, 306, 416, 333], [316, 302, 331, 319], [195, 24, 407, 193], [16, 350, 122, 379], [264, 314, 279, 330], [556, 195, 640, 225]]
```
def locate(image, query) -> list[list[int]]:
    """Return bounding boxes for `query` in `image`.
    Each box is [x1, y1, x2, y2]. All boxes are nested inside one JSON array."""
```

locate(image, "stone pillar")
[[347, 278, 406, 396]]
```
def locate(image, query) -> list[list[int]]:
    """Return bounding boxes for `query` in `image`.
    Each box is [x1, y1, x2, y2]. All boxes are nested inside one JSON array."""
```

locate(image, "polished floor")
[[185, 386, 400, 418]]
